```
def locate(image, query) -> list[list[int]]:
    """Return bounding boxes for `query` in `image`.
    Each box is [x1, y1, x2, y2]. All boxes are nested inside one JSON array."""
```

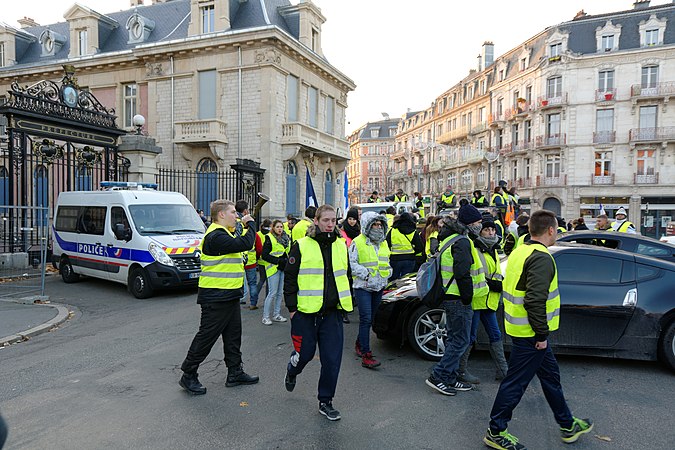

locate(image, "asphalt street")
[[1, 274, 674, 449]]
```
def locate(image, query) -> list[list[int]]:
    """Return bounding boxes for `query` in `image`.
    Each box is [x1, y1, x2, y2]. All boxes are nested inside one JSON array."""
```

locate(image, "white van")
[[52, 182, 205, 298]]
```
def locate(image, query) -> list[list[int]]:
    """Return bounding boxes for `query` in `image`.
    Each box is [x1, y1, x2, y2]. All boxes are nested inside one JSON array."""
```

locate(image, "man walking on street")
[[179, 200, 259, 395], [283, 204, 353, 421], [483, 210, 593, 450]]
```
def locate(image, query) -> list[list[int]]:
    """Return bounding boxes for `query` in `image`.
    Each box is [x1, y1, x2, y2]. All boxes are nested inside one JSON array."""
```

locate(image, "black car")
[[557, 230, 675, 262], [373, 244, 675, 371]]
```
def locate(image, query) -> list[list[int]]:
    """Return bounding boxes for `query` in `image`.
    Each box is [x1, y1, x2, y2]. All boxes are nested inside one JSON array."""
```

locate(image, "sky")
[[2, 0, 671, 134]]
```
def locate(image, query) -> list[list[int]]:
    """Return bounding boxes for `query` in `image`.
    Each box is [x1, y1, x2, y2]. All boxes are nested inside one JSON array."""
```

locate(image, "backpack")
[[416, 235, 465, 308]]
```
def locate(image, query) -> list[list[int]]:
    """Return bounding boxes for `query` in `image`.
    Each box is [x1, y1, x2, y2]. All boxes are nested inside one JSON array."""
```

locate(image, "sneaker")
[[450, 380, 473, 391], [355, 340, 363, 357], [249, 305, 259, 310], [272, 315, 288, 322], [284, 371, 296, 392], [319, 402, 341, 421], [560, 417, 593, 444], [361, 352, 381, 369], [483, 428, 526, 450], [425, 375, 456, 396], [262, 317, 272, 325]]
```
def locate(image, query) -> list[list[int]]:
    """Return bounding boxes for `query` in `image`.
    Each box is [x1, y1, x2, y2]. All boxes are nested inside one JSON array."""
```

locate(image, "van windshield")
[[128, 204, 206, 235]]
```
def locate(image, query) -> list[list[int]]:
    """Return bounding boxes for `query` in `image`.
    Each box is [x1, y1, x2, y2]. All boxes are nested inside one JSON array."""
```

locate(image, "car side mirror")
[[114, 223, 132, 242]]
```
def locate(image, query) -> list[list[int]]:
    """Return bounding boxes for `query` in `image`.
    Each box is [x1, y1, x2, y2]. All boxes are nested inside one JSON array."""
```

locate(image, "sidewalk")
[[0, 298, 70, 346]]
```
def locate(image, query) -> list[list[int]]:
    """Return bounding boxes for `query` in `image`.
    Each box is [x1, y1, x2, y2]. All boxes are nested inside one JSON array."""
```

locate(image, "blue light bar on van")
[[100, 181, 158, 190]]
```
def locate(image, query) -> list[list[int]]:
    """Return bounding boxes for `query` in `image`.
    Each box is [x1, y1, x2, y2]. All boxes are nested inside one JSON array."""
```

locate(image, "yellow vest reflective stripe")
[[425, 230, 438, 257], [353, 234, 391, 280], [441, 193, 455, 204], [265, 234, 286, 278], [390, 229, 415, 255], [502, 244, 560, 337], [198, 224, 244, 289], [291, 219, 311, 243], [296, 237, 353, 313], [474, 249, 503, 311], [439, 235, 489, 298]]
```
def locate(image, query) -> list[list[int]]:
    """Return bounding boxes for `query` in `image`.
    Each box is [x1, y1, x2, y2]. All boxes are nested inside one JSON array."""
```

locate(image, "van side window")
[[55, 206, 80, 232], [111, 207, 131, 238], [78, 206, 107, 235]]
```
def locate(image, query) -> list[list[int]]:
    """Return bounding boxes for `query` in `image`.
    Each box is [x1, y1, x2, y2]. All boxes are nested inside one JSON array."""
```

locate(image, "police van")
[[52, 182, 205, 298]]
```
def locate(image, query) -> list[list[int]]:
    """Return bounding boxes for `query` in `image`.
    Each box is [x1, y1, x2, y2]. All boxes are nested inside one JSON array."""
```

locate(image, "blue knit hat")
[[458, 204, 482, 225]]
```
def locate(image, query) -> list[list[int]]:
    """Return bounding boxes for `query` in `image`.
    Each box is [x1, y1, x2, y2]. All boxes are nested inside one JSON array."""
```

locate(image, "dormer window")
[[550, 42, 562, 58], [595, 20, 621, 53], [370, 128, 380, 138], [202, 4, 215, 33], [645, 29, 658, 46], [639, 14, 667, 48], [39, 29, 66, 57], [546, 28, 569, 62], [601, 35, 614, 51], [126, 12, 155, 44]]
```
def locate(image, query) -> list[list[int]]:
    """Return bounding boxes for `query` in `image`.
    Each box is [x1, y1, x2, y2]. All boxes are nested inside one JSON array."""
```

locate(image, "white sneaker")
[[272, 315, 288, 322], [262, 317, 272, 325]]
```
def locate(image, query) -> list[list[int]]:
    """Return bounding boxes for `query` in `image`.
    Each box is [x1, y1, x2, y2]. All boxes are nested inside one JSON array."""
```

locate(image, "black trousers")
[[181, 301, 242, 374]]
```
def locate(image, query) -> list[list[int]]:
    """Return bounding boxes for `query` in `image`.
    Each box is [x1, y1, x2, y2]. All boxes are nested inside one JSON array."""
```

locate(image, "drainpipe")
[[238, 45, 242, 159], [170, 55, 175, 170]]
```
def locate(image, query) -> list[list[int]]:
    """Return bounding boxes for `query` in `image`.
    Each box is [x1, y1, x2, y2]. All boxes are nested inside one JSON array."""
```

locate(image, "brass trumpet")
[[253, 192, 270, 219]]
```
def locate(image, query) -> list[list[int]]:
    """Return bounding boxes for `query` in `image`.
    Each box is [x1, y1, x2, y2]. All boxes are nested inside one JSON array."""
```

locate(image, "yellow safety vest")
[[386, 214, 394, 227], [390, 228, 415, 255], [242, 227, 257, 266], [292, 218, 312, 243], [613, 220, 635, 233], [198, 224, 244, 289], [283, 222, 291, 236], [439, 234, 489, 299], [264, 234, 287, 278], [491, 193, 504, 206], [296, 237, 353, 313], [441, 193, 455, 205], [425, 230, 438, 257], [495, 219, 506, 249], [394, 194, 408, 202], [471, 196, 486, 206], [474, 248, 503, 311], [353, 234, 391, 280], [502, 243, 560, 337]]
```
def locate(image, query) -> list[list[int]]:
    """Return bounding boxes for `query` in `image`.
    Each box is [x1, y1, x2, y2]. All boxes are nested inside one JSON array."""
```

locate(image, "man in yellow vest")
[[610, 207, 636, 234], [386, 212, 423, 281], [283, 204, 353, 421], [426, 204, 487, 396], [394, 188, 408, 202], [291, 206, 316, 244], [471, 190, 487, 207], [438, 186, 457, 211], [484, 210, 593, 450], [180, 200, 259, 395], [235, 200, 260, 308], [413, 191, 426, 218], [367, 190, 382, 203], [283, 214, 297, 237]]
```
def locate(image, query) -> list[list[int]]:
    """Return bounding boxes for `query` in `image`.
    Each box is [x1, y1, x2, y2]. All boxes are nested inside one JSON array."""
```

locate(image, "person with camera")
[[260, 219, 290, 325]]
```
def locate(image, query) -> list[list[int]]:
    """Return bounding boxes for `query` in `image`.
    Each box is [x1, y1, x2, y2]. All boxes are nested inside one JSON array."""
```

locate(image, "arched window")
[[477, 166, 486, 185], [285, 161, 298, 215], [447, 172, 457, 189], [196, 158, 218, 215], [543, 197, 562, 216], [324, 169, 334, 206], [75, 164, 92, 191], [461, 169, 473, 190], [34, 165, 49, 226]]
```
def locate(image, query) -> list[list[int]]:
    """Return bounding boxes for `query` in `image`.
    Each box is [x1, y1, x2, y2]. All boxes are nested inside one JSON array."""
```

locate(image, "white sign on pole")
[[643, 216, 654, 227], [662, 216, 672, 228]]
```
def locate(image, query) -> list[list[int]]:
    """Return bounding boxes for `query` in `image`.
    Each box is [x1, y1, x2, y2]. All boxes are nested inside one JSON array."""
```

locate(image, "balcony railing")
[[536, 174, 567, 186], [535, 134, 566, 148], [593, 130, 616, 144], [595, 89, 617, 102], [498, 143, 512, 155], [634, 173, 659, 184], [488, 112, 504, 126], [437, 126, 469, 144], [175, 119, 228, 145], [460, 147, 485, 164], [281, 122, 349, 159], [505, 103, 533, 120], [470, 122, 488, 135], [537, 93, 568, 109], [429, 161, 444, 172], [516, 177, 533, 188], [630, 82, 675, 98], [629, 127, 675, 142], [592, 174, 615, 185], [512, 140, 533, 152]]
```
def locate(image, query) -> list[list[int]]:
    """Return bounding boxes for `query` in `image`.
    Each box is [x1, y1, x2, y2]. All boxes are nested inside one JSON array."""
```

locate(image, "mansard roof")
[[359, 119, 400, 140]]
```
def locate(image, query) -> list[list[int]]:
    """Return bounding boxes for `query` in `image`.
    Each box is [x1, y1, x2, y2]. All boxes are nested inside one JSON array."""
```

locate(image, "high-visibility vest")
[[283, 222, 291, 236], [439, 234, 489, 299], [296, 237, 353, 313], [242, 227, 257, 265], [416, 200, 426, 218], [390, 228, 415, 255], [441, 193, 455, 205], [491, 193, 504, 207], [386, 214, 394, 227], [557, 227, 567, 234], [198, 224, 245, 289], [368, 197, 382, 203], [471, 196, 486, 206], [353, 234, 391, 280], [394, 194, 408, 202], [292, 218, 311, 243], [264, 233, 287, 278], [425, 230, 438, 257], [612, 220, 635, 233], [495, 219, 506, 249], [474, 248, 503, 311], [516, 233, 529, 248], [502, 243, 560, 337]]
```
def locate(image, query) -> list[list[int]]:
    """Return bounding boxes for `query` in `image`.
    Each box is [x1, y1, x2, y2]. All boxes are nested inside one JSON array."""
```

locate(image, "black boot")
[[226, 364, 260, 387], [179, 372, 207, 395]]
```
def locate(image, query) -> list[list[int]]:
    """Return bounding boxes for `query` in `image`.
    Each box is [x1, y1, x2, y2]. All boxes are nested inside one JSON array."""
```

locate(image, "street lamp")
[[484, 148, 500, 193], [132, 114, 145, 135]]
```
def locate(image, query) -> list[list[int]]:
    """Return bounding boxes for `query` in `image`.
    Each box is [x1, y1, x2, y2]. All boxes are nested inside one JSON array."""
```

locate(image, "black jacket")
[[386, 214, 424, 262], [438, 220, 473, 305], [516, 241, 556, 341], [197, 221, 257, 304]]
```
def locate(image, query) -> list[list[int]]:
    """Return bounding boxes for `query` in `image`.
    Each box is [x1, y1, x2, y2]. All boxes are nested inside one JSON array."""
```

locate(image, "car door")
[[75, 205, 110, 280], [552, 249, 637, 348]]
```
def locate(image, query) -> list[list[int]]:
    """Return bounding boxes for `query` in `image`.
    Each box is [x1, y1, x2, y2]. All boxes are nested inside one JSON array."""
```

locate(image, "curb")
[[0, 296, 71, 347]]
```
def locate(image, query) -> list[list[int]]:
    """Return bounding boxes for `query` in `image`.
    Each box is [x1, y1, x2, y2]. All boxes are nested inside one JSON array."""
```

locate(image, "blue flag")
[[306, 169, 318, 208], [342, 171, 349, 216]]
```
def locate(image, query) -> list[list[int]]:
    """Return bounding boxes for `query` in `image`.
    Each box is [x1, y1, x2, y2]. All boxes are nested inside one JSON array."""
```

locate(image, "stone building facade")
[[0, 0, 355, 218]]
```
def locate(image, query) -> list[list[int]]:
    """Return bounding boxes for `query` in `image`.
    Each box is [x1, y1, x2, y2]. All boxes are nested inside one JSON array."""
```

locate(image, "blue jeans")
[[431, 300, 473, 384], [243, 267, 259, 306], [354, 288, 383, 354], [390, 259, 415, 281], [470, 309, 502, 344], [489, 337, 574, 432], [263, 271, 284, 319]]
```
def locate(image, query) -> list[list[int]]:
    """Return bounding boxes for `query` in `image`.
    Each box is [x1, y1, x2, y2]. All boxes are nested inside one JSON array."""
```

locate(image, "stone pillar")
[[117, 135, 162, 184], [629, 194, 642, 230]]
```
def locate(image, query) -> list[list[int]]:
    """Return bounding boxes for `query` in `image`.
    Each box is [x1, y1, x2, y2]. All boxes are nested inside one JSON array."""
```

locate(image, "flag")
[[599, 203, 606, 215], [342, 171, 349, 215], [306, 169, 318, 208]]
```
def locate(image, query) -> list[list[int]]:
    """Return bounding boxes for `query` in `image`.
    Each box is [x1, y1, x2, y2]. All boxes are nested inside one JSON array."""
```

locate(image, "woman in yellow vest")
[[349, 212, 390, 369], [424, 216, 444, 257], [386, 212, 423, 281], [260, 220, 290, 325], [282, 204, 353, 421]]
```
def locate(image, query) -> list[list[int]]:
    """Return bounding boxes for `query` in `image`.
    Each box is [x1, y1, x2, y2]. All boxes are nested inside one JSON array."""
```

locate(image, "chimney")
[[477, 54, 482, 72], [482, 41, 494, 68], [130, 0, 144, 6], [633, 1, 651, 9], [573, 9, 588, 20], [17, 17, 40, 28]]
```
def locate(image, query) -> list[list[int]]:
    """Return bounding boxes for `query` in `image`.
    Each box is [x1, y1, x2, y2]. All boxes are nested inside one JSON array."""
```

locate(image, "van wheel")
[[60, 257, 80, 283], [659, 321, 675, 372], [129, 268, 153, 299]]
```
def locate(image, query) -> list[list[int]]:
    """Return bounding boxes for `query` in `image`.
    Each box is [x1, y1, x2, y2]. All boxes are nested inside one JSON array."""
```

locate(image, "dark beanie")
[[458, 204, 482, 225], [346, 207, 359, 220], [481, 217, 496, 230]]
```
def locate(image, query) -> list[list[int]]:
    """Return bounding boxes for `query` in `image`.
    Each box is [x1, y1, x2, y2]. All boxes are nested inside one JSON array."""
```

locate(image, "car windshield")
[[128, 204, 206, 235]]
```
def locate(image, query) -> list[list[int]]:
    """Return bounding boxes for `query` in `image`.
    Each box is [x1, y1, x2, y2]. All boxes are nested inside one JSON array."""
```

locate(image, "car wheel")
[[129, 267, 154, 299], [659, 321, 675, 372], [59, 257, 80, 283], [406, 305, 446, 361]]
